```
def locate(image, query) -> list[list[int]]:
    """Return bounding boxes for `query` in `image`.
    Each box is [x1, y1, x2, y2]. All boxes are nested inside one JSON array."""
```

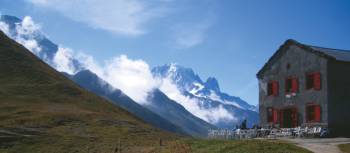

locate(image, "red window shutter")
[[273, 109, 278, 123], [272, 81, 279, 96], [315, 105, 321, 122], [292, 78, 298, 93], [314, 72, 321, 90]]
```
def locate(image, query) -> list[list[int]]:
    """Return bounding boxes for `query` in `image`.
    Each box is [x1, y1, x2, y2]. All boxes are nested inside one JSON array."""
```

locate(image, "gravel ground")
[[281, 138, 350, 153]]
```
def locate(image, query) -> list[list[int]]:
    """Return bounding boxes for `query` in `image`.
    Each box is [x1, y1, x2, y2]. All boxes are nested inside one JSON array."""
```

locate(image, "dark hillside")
[[0, 31, 179, 153]]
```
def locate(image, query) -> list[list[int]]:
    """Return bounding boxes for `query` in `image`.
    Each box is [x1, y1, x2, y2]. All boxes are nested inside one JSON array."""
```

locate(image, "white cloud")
[[103, 55, 158, 103], [0, 21, 10, 35], [158, 76, 236, 124], [76, 52, 103, 76], [17, 38, 42, 54], [53, 47, 77, 74], [172, 20, 212, 48], [27, 0, 170, 36], [77, 54, 158, 103], [16, 16, 40, 36], [1, 16, 43, 54]]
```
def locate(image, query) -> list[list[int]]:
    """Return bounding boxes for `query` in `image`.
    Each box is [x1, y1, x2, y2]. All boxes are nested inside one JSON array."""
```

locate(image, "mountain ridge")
[[68, 69, 215, 137], [66, 70, 188, 136], [152, 64, 259, 128]]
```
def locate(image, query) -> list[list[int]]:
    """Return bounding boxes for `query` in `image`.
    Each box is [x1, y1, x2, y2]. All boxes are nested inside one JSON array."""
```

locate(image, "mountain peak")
[[0, 15, 21, 24], [152, 64, 203, 88], [205, 77, 220, 93]]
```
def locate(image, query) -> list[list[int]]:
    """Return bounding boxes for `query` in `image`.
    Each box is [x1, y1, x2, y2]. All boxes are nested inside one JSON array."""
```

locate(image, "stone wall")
[[258, 44, 328, 127]]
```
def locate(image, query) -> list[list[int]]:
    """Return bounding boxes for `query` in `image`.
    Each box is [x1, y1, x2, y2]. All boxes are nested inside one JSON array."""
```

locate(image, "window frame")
[[305, 72, 321, 90], [306, 104, 321, 123], [285, 76, 298, 94]]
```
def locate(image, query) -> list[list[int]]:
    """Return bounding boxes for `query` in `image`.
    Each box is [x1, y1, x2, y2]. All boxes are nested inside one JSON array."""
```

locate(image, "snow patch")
[[208, 90, 222, 102], [189, 82, 204, 95], [158, 76, 237, 124]]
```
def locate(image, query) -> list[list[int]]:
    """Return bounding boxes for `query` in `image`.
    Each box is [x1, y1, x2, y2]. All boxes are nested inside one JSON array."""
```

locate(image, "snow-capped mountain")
[[0, 15, 82, 74], [153, 64, 259, 128]]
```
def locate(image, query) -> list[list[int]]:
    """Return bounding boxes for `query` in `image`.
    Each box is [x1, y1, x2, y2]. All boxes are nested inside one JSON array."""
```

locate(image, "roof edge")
[[256, 39, 298, 79], [256, 39, 339, 79]]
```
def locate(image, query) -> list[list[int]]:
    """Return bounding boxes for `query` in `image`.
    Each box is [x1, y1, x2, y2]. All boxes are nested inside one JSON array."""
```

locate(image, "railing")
[[208, 126, 328, 140]]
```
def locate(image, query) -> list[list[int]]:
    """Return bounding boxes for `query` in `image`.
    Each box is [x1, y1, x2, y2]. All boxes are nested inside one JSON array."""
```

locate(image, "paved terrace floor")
[[280, 138, 350, 153]]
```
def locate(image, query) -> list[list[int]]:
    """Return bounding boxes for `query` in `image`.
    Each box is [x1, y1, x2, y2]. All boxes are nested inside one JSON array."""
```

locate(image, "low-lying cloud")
[[0, 21, 10, 35], [78, 53, 159, 104], [53, 47, 77, 74], [0, 16, 42, 55]]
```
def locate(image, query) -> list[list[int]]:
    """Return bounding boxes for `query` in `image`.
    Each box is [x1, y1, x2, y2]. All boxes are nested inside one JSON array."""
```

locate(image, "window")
[[306, 104, 321, 122], [286, 63, 291, 70], [267, 81, 279, 96], [267, 107, 278, 123], [306, 72, 321, 90], [285, 77, 298, 94]]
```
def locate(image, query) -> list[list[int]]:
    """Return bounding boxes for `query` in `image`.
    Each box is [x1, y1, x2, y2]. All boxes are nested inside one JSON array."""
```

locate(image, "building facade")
[[257, 39, 350, 137]]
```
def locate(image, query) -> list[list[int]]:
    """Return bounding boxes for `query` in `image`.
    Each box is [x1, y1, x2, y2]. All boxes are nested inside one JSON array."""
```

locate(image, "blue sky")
[[1, 0, 350, 105]]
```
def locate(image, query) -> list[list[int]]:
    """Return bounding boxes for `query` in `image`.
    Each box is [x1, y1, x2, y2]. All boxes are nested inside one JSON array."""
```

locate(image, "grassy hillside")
[[0, 31, 180, 152]]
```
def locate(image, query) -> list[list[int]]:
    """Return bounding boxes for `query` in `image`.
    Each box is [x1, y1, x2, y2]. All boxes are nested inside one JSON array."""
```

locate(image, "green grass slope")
[[0, 31, 179, 153]]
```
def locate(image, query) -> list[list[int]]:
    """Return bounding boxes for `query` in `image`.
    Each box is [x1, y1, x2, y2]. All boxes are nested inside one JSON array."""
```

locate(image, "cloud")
[[77, 53, 159, 103], [0, 21, 10, 35], [158, 76, 236, 124], [53, 47, 77, 74], [172, 20, 212, 48], [15, 16, 41, 36], [0, 16, 43, 54], [17, 39, 42, 54], [26, 0, 170, 36], [15, 17, 42, 54], [102, 55, 159, 103]]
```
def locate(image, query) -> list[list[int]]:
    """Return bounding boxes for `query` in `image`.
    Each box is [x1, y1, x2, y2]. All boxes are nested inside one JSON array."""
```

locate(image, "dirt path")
[[281, 138, 350, 153]]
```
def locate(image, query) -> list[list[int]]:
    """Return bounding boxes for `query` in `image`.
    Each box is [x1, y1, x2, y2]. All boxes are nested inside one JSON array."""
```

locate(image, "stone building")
[[257, 39, 350, 137]]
